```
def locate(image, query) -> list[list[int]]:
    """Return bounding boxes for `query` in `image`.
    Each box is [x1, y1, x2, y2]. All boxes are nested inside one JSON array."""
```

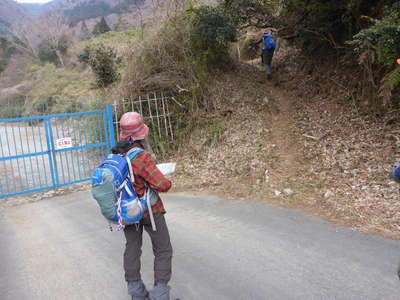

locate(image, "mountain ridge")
[[19, 3, 45, 18], [1, 0, 146, 32]]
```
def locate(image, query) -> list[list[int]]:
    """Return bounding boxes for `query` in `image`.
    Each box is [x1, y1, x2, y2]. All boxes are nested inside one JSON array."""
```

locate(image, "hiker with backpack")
[[119, 112, 173, 300], [251, 29, 278, 79], [389, 163, 400, 280], [92, 112, 173, 300]]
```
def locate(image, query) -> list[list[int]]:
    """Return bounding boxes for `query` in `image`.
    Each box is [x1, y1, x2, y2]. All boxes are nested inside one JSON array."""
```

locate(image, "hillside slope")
[[19, 3, 45, 18], [42, 0, 147, 24], [0, 0, 29, 34], [171, 59, 400, 239]]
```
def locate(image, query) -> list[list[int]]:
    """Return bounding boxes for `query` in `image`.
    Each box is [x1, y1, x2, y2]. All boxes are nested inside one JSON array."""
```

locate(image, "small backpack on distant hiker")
[[263, 33, 276, 51], [390, 163, 400, 183], [91, 141, 156, 231]]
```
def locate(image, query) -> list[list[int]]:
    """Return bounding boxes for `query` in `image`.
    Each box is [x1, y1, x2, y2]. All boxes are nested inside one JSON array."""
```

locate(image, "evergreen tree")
[[92, 17, 111, 36]]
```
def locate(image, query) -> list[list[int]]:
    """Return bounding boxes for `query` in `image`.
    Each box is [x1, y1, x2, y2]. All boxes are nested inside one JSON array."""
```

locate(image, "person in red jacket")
[[119, 112, 173, 300]]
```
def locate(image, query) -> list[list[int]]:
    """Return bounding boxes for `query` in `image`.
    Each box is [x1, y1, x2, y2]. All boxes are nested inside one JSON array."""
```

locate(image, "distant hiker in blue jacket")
[[252, 30, 277, 79], [390, 163, 400, 280], [391, 163, 400, 183]]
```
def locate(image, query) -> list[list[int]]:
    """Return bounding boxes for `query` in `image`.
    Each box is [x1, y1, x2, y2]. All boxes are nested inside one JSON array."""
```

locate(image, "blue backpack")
[[391, 163, 400, 183], [263, 33, 276, 51], [91, 148, 148, 229]]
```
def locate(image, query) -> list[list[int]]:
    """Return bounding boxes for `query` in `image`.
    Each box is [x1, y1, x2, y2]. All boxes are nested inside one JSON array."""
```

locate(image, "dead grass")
[[121, 3, 196, 98]]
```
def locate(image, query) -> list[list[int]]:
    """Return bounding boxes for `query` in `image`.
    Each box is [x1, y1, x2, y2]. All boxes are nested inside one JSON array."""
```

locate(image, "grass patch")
[[25, 63, 104, 115], [74, 30, 142, 59]]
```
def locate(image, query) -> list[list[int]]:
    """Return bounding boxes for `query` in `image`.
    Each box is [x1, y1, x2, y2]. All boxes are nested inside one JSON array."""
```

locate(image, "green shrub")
[[123, 5, 240, 109], [187, 5, 240, 71], [351, 2, 400, 66], [282, 0, 398, 55], [350, 2, 400, 105], [80, 44, 121, 87]]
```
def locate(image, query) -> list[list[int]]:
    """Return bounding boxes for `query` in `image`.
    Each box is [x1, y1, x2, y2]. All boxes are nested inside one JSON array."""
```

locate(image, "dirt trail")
[[265, 89, 303, 183], [245, 57, 305, 183], [172, 61, 314, 204]]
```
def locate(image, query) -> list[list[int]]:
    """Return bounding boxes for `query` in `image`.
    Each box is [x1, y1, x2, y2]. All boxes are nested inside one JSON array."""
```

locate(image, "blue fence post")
[[44, 119, 58, 187], [102, 109, 110, 152], [106, 104, 116, 147]]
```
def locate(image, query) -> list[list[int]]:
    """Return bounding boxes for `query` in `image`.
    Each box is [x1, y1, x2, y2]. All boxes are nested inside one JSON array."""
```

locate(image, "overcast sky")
[[15, 0, 53, 3]]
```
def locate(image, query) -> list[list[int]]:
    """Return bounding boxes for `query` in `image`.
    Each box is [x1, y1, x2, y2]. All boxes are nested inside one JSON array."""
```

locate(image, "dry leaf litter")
[[171, 58, 400, 239]]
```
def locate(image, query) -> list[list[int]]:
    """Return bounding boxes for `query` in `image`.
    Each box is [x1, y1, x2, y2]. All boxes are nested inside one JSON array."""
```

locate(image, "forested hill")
[[23, 0, 146, 24], [59, 0, 146, 25], [0, 0, 29, 34], [1, 0, 147, 32]]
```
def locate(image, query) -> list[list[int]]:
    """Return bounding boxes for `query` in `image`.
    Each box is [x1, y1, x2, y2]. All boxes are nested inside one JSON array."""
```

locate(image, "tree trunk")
[[55, 49, 65, 67]]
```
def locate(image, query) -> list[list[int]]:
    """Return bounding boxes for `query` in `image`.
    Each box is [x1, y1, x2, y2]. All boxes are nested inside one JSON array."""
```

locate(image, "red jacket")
[[130, 150, 172, 215]]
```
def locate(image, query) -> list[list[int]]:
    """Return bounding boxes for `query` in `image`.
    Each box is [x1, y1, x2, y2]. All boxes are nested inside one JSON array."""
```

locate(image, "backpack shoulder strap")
[[126, 147, 145, 160], [125, 147, 145, 183]]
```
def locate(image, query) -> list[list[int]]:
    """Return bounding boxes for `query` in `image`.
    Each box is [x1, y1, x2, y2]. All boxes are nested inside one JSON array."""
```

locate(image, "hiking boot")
[[128, 280, 149, 300], [397, 264, 400, 280], [148, 283, 170, 300]]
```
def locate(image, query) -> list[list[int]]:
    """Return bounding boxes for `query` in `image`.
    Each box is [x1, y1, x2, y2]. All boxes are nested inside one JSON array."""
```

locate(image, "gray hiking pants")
[[124, 213, 173, 285]]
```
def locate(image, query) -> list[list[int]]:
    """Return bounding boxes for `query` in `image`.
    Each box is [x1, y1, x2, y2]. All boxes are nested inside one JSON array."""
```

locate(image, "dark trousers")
[[124, 213, 173, 285], [261, 49, 275, 76]]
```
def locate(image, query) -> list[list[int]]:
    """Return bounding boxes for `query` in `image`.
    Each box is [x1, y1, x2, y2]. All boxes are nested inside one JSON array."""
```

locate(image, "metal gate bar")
[[113, 92, 174, 143]]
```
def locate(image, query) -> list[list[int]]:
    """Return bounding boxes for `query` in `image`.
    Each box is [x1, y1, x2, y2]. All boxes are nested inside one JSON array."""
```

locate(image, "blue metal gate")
[[0, 105, 115, 199]]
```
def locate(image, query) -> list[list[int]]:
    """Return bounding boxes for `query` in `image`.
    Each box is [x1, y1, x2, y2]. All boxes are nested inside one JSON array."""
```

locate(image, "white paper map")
[[156, 163, 176, 175]]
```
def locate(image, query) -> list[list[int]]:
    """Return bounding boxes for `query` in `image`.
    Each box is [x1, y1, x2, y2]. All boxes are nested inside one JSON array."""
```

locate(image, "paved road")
[[1, 192, 400, 300]]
